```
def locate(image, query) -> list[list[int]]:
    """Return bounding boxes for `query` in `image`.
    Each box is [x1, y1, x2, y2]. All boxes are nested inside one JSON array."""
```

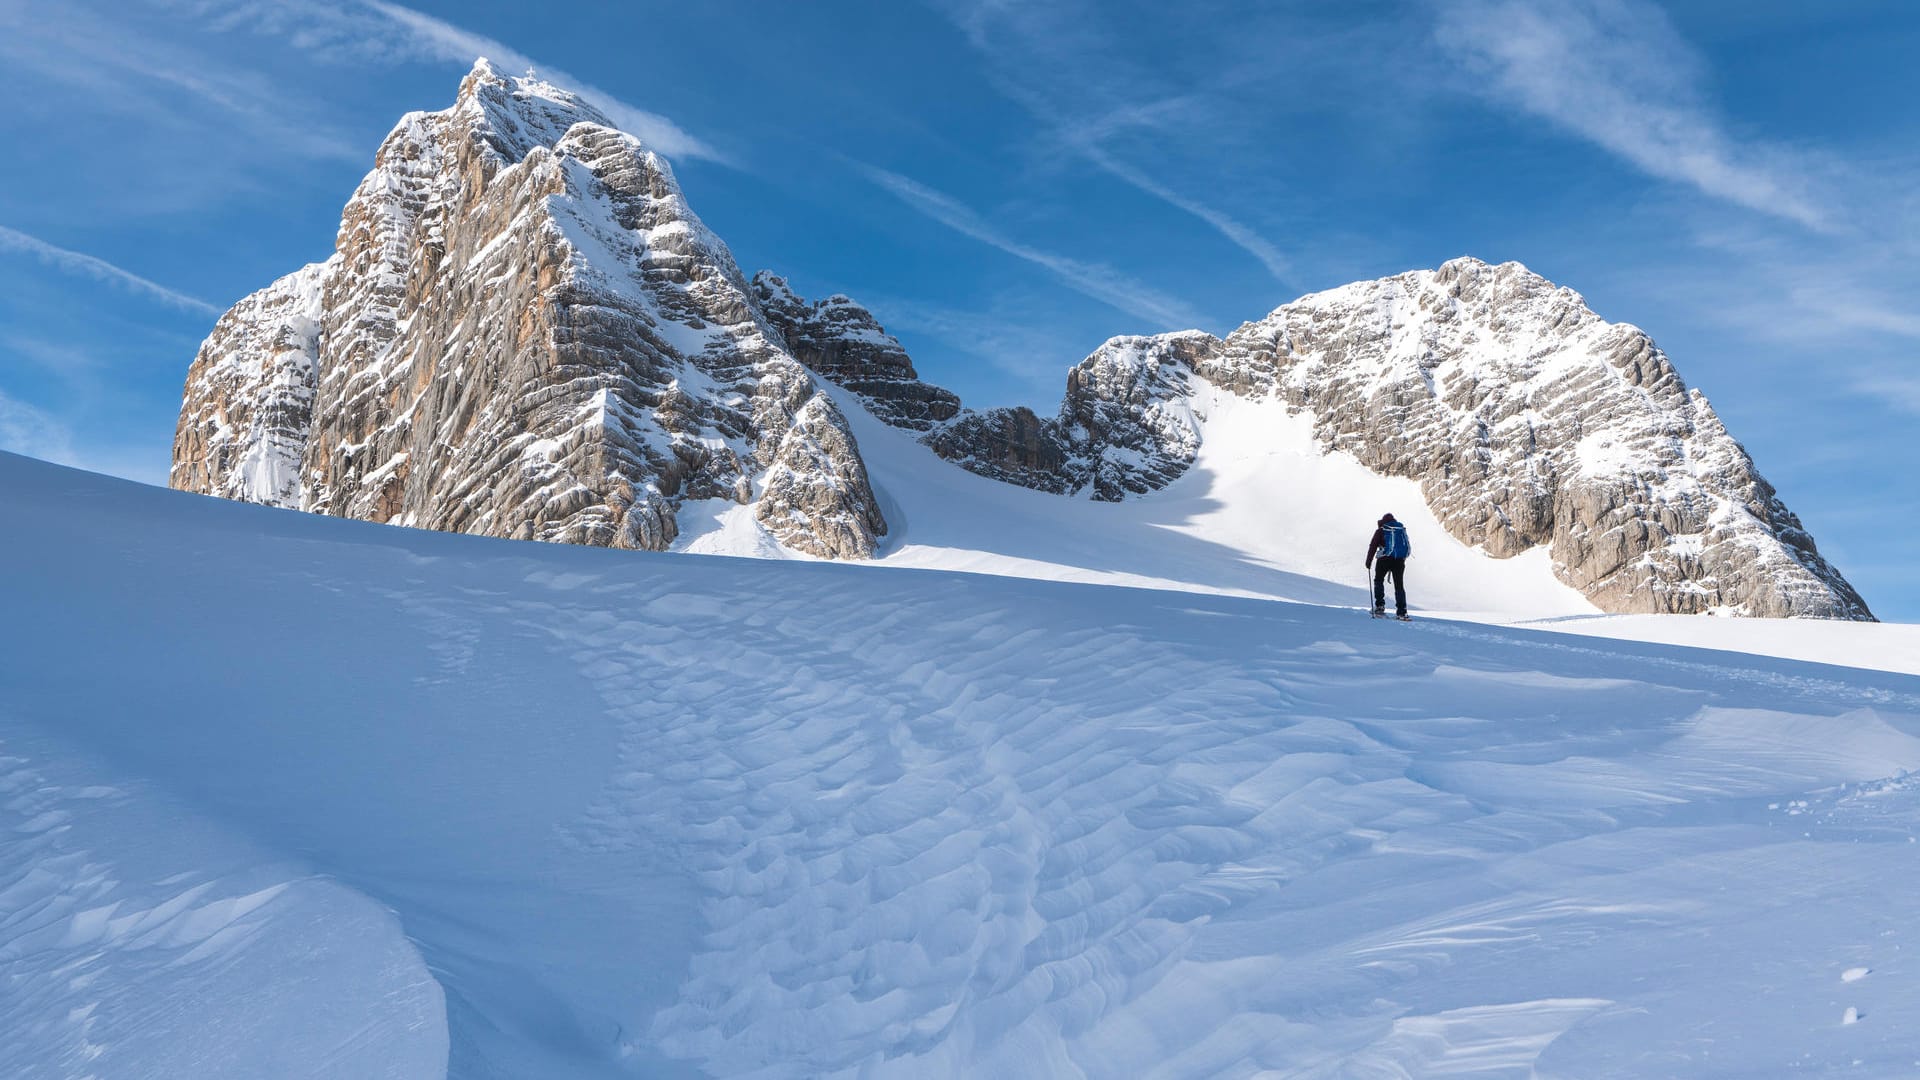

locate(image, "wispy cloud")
[[0, 386, 171, 483], [945, 1, 1294, 286], [860, 293, 1084, 394], [1580, 214, 1920, 422], [181, 0, 724, 163], [861, 165, 1207, 331], [1432, 0, 1834, 231], [0, 390, 79, 467], [1, 333, 110, 378], [0, 226, 222, 317], [0, 0, 365, 164], [1800, 295, 1920, 341], [1078, 143, 1292, 283], [1869, 377, 1920, 415], [1781, 286, 1920, 416]]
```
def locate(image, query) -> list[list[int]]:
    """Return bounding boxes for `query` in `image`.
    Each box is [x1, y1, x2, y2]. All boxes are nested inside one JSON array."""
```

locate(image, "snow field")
[[679, 385, 1595, 618], [4, 449, 1920, 1076], [685, 384, 1916, 676]]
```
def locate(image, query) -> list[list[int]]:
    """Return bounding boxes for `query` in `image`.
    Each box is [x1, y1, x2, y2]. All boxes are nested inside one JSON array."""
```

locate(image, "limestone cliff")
[[173, 60, 883, 558]]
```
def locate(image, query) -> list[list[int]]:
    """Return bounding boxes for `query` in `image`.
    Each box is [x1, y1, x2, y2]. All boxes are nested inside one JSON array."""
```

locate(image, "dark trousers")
[[1372, 557, 1407, 615]]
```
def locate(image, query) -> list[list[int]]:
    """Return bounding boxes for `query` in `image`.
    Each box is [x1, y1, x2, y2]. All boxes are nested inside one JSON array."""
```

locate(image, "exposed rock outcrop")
[[752, 273, 961, 431], [923, 405, 1073, 494], [172, 60, 884, 559], [911, 333, 1213, 501], [1056, 332, 1214, 501], [171, 260, 330, 507]]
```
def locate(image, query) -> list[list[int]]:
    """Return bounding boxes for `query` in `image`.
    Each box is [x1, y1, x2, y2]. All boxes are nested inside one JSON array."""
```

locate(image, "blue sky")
[[0, 0, 1915, 618]]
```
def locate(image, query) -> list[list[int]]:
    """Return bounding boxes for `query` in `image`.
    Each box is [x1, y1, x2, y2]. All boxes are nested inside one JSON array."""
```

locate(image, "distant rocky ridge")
[[174, 63, 1871, 619], [751, 272, 960, 432]]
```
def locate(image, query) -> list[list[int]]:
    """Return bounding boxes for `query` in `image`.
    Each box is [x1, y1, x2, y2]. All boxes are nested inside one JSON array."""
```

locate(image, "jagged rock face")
[[172, 61, 884, 559], [1203, 257, 1870, 618], [751, 273, 961, 431], [748, 276, 1193, 501], [171, 261, 330, 506], [923, 406, 1073, 494], [1057, 333, 1214, 501], [745, 275, 1076, 491], [905, 333, 1213, 502]]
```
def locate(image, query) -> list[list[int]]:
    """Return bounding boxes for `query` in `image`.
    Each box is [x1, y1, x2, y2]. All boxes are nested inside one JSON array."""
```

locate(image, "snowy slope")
[[679, 384, 1596, 617], [4, 449, 1920, 1077], [681, 386, 1920, 675]]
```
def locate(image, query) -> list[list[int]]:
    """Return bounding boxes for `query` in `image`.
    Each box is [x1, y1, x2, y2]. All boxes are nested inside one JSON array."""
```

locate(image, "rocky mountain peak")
[[1186, 257, 1870, 618], [454, 58, 613, 164], [783, 251, 1866, 617], [173, 66, 885, 560]]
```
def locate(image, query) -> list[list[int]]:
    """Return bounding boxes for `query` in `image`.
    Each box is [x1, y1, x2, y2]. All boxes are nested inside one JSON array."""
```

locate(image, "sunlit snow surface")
[[685, 388, 1919, 677], [4, 449, 1920, 1077], [679, 386, 1596, 616]]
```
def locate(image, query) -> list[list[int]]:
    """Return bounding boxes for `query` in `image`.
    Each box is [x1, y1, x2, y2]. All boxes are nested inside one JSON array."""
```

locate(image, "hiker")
[[1366, 513, 1411, 620]]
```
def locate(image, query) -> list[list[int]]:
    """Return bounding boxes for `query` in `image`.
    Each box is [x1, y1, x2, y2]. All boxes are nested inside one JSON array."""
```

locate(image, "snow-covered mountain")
[[7, 448, 1919, 1078], [173, 61, 882, 559], [811, 262, 1866, 620], [172, 61, 1869, 620]]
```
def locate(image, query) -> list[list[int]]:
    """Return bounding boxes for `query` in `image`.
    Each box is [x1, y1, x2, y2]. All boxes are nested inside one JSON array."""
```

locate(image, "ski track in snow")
[[4, 450, 1920, 1077]]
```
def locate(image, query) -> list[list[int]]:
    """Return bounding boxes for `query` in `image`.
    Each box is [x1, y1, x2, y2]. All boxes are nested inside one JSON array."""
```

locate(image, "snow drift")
[[4, 449, 1918, 1077]]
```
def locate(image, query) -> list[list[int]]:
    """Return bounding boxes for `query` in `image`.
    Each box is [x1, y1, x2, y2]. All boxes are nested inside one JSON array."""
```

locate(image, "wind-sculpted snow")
[[6, 451, 1919, 1077], [0, 713, 444, 1076], [173, 59, 884, 559]]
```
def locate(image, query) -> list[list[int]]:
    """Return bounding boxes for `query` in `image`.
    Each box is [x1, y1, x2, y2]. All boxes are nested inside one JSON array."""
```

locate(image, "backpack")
[[1379, 522, 1410, 559]]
